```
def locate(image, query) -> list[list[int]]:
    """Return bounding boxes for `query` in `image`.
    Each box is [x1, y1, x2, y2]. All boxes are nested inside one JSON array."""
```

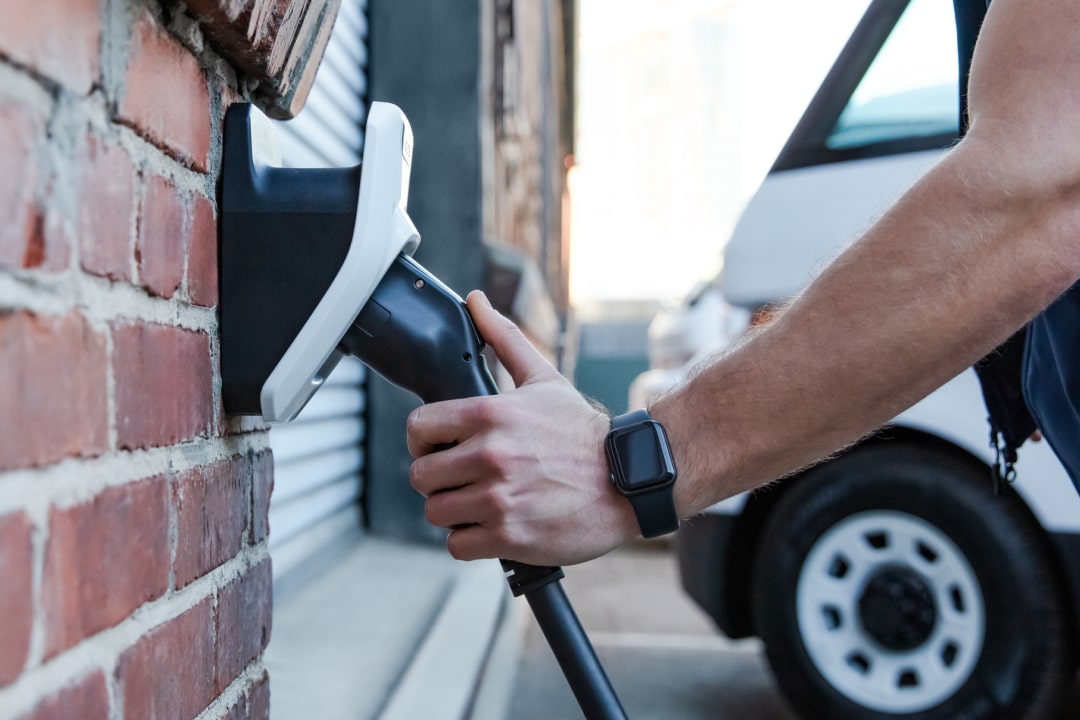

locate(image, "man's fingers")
[[446, 525, 499, 561], [424, 483, 495, 529], [409, 431, 497, 497], [406, 404, 449, 458], [411, 449, 463, 497], [406, 399, 491, 458], [467, 291, 559, 388]]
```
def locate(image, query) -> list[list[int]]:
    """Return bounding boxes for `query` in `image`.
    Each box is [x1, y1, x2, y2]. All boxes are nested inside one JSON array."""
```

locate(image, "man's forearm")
[[656, 135, 1080, 518]]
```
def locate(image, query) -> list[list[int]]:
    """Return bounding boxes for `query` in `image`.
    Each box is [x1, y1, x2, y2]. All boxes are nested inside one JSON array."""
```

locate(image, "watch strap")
[[611, 408, 651, 430], [628, 481, 679, 538]]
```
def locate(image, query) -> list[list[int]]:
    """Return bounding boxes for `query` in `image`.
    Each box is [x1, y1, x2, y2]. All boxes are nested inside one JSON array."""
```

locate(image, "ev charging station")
[[220, 102, 628, 719]]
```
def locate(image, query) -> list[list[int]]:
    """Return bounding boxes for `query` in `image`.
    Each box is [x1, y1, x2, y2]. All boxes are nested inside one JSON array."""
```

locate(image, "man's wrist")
[[648, 394, 699, 519], [588, 410, 640, 542]]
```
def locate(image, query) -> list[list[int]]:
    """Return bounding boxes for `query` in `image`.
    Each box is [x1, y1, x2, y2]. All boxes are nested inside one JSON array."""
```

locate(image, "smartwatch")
[[605, 409, 679, 538]]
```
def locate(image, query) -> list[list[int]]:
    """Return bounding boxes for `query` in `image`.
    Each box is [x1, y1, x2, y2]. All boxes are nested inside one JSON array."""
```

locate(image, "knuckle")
[[405, 409, 423, 443], [498, 315, 525, 340], [466, 397, 500, 427], [405, 406, 420, 432], [473, 445, 506, 475], [485, 485, 511, 519], [446, 532, 471, 561], [423, 497, 441, 526], [408, 461, 425, 493], [445, 533, 462, 559]]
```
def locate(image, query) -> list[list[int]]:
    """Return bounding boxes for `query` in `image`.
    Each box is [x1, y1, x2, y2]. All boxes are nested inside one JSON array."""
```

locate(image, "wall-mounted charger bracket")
[[220, 102, 420, 421]]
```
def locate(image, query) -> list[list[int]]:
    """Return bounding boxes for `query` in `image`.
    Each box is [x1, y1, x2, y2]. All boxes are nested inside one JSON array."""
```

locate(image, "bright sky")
[[569, 0, 872, 304]]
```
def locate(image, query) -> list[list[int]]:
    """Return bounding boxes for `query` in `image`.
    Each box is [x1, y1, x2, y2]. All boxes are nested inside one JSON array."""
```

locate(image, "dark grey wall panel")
[[366, 0, 486, 541]]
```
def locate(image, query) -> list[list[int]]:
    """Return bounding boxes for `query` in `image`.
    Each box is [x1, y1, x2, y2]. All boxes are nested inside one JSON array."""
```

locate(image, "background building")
[[0, 1, 573, 719], [568, 0, 869, 414], [269, 2, 577, 718]]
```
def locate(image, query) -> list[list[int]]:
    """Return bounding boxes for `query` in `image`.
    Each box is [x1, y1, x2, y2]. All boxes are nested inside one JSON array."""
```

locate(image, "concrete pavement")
[[505, 542, 798, 720]]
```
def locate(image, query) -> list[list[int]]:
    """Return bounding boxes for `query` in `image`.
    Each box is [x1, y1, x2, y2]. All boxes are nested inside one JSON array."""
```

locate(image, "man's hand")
[[406, 291, 640, 567]]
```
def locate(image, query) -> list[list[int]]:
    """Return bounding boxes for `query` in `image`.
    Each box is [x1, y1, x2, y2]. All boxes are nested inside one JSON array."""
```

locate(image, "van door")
[[721, 0, 959, 309]]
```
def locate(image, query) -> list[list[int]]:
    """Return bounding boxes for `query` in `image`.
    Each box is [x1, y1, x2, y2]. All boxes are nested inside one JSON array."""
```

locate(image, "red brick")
[[174, 457, 251, 588], [113, 322, 214, 450], [0, 0, 102, 94], [187, 194, 218, 307], [23, 208, 48, 270], [215, 558, 272, 693], [78, 133, 136, 281], [137, 174, 185, 298], [0, 312, 108, 472], [118, 598, 216, 720], [221, 693, 244, 720], [0, 513, 33, 687], [220, 671, 269, 720], [19, 671, 110, 720], [250, 450, 273, 544], [0, 103, 44, 270], [116, 13, 211, 171], [247, 672, 270, 720], [42, 477, 170, 658]]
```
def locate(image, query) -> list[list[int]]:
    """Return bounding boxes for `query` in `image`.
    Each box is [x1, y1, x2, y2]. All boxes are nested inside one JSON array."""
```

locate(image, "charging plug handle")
[[341, 253, 571, 593], [340, 254, 498, 403]]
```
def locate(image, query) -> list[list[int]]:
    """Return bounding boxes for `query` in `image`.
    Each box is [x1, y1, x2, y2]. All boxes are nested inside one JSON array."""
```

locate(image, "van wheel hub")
[[858, 566, 936, 650]]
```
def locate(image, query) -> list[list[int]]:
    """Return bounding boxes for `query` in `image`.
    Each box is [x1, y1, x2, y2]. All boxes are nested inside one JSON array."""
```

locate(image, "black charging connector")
[[339, 254, 498, 402]]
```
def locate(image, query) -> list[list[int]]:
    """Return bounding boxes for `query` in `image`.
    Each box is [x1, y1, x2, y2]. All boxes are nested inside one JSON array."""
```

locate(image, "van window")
[[826, 0, 958, 150]]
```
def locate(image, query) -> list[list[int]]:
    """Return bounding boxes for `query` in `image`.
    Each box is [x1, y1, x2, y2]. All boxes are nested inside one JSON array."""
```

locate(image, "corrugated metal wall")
[[267, 0, 369, 580]]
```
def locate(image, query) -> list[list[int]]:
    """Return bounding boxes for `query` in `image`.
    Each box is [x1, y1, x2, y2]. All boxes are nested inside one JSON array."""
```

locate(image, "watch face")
[[610, 423, 674, 490]]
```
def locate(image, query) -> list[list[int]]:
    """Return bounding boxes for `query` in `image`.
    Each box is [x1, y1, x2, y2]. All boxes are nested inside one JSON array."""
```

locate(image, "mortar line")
[[0, 434, 271, 517], [0, 271, 218, 331], [193, 659, 268, 720]]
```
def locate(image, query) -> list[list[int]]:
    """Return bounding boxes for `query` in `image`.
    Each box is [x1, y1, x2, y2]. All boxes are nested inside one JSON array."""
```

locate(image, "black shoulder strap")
[[953, 0, 987, 134], [956, 0, 1039, 488]]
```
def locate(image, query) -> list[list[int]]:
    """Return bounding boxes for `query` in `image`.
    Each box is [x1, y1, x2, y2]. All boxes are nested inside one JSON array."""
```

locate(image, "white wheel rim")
[[796, 510, 985, 714]]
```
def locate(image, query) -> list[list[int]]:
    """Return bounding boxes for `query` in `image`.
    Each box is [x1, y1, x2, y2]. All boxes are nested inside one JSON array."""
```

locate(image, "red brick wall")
[[0, 1, 278, 718]]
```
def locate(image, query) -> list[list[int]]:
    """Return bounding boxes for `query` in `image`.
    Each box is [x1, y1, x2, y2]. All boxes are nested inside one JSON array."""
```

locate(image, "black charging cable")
[[503, 561, 628, 720]]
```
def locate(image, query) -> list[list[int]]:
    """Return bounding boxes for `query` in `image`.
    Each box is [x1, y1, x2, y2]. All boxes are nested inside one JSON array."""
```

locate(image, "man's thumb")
[[466, 291, 558, 387]]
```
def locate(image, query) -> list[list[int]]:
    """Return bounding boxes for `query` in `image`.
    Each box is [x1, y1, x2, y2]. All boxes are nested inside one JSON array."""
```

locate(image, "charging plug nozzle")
[[339, 254, 498, 403]]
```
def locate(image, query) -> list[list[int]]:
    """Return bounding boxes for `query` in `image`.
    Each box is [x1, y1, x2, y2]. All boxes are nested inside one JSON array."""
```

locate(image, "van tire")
[[752, 443, 1071, 720]]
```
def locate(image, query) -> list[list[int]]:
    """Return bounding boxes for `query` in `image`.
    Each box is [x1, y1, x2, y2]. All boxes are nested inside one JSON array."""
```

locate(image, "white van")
[[651, 0, 1080, 717]]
